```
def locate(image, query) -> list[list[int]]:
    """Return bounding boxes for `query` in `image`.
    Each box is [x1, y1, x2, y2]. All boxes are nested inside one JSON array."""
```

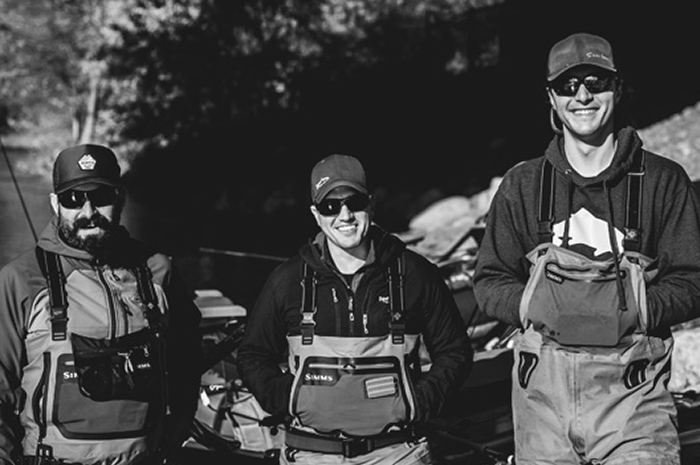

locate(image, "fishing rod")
[[0, 135, 37, 242], [199, 246, 287, 263]]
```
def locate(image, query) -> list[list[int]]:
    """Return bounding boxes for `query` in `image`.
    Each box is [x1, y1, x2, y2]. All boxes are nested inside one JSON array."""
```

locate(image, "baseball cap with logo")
[[53, 144, 122, 194], [310, 154, 368, 204], [547, 32, 617, 81]]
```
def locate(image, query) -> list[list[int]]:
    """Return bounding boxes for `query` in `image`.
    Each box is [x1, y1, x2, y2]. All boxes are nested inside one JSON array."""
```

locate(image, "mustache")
[[74, 214, 112, 230]]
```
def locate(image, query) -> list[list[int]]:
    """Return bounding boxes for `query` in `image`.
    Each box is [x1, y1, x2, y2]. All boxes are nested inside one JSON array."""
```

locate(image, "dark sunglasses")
[[315, 194, 370, 216], [550, 74, 615, 97], [58, 186, 119, 209]]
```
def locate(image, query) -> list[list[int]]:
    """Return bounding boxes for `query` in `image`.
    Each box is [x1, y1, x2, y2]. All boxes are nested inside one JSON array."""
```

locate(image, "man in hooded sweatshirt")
[[474, 32, 700, 464]]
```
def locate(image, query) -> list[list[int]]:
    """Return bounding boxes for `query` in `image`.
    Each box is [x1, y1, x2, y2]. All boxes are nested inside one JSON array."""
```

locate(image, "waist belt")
[[21, 457, 80, 465], [285, 428, 415, 458]]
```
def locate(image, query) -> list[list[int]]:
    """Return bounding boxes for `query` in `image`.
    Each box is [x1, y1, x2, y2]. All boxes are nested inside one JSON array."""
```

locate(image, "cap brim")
[[56, 178, 121, 193], [313, 180, 368, 203], [548, 63, 617, 81]]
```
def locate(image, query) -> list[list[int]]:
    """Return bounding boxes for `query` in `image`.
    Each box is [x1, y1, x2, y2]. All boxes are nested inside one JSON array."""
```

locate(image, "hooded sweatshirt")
[[474, 127, 700, 335], [237, 225, 473, 425], [0, 219, 202, 465]]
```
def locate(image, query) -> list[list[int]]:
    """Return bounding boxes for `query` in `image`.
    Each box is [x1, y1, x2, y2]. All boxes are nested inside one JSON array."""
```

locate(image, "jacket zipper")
[[96, 268, 118, 338], [348, 293, 355, 336]]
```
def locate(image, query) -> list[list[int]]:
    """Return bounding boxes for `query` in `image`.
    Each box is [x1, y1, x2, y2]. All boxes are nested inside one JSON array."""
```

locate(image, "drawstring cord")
[[604, 182, 628, 312]]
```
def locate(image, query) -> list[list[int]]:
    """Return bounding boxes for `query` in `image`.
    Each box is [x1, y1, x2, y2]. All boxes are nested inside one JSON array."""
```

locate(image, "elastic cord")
[[605, 182, 628, 311]]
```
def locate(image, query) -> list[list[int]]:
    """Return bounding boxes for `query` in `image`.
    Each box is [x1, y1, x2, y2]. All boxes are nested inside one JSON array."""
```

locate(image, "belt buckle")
[[342, 437, 374, 458]]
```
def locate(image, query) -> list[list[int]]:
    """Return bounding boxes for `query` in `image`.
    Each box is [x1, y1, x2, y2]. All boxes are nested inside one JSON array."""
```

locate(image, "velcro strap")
[[285, 428, 411, 458]]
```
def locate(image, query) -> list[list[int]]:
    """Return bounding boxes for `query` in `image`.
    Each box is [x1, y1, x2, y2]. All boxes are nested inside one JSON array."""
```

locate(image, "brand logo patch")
[[378, 295, 389, 304], [77, 154, 97, 170], [315, 176, 330, 191]]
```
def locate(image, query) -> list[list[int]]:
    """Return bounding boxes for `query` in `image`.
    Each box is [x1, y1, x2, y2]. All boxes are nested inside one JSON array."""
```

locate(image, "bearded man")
[[0, 144, 202, 465]]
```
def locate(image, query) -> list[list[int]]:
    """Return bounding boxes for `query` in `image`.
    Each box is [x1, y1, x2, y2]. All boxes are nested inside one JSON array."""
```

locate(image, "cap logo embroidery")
[[315, 176, 330, 191], [586, 51, 610, 62], [77, 154, 97, 171]]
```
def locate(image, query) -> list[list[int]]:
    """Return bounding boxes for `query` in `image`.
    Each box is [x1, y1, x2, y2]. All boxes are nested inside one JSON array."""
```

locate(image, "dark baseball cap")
[[310, 154, 368, 204], [53, 144, 122, 193], [547, 33, 617, 81]]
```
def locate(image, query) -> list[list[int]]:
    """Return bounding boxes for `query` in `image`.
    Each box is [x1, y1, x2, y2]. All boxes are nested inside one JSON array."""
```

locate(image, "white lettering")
[[305, 373, 334, 382]]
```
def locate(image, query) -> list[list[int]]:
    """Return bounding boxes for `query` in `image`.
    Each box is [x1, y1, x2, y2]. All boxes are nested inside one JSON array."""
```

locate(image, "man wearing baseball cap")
[[238, 154, 473, 464], [0, 144, 202, 465], [475, 32, 700, 463]]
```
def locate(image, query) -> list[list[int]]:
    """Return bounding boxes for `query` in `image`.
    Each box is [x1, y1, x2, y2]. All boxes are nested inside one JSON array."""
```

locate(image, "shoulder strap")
[[537, 159, 555, 245], [35, 247, 69, 341], [133, 262, 163, 331], [537, 152, 646, 251], [299, 262, 317, 345], [388, 253, 405, 344], [623, 150, 645, 252], [299, 255, 406, 345], [35, 247, 163, 340]]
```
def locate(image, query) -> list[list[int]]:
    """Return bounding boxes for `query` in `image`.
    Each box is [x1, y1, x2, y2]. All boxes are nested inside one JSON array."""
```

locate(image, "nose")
[[336, 204, 354, 220], [575, 82, 593, 102], [79, 198, 95, 216]]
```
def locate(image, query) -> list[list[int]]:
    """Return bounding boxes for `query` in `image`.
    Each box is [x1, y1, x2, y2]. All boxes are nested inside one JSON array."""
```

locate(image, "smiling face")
[[310, 186, 372, 257], [548, 65, 620, 144]]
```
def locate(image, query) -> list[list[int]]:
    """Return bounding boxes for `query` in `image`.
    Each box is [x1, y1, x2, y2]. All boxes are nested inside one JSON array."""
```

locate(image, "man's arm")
[[411, 255, 473, 421], [158, 259, 203, 450], [646, 176, 700, 331], [473, 177, 529, 328], [236, 271, 294, 420], [0, 262, 33, 465]]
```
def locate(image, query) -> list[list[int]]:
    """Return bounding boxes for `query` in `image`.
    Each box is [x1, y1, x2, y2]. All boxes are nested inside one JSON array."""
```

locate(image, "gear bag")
[[520, 152, 653, 347]]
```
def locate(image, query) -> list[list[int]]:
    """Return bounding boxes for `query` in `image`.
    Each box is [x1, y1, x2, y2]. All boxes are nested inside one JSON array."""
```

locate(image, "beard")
[[58, 209, 122, 259]]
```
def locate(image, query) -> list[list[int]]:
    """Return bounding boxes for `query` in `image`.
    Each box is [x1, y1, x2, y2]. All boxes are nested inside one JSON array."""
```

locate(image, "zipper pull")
[[362, 313, 369, 335]]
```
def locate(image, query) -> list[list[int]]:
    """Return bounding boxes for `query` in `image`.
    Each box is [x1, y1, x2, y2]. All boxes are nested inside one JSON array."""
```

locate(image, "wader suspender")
[[35, 248, 69, 341], [299, 255, 405, 345], [537, 150, 646, 250], [34, 247, 163, 339]]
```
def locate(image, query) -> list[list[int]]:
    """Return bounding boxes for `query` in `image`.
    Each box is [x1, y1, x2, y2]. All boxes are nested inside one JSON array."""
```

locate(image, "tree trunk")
[[78, 72, 101, 144]]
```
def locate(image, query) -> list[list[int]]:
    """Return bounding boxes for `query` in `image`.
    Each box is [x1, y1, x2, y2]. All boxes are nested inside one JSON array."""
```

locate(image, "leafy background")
[[3, 0, 700, 305]]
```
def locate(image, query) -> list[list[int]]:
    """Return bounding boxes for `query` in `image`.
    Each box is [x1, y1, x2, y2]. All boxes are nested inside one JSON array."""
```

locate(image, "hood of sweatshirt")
[[545, 126, 643, 187]]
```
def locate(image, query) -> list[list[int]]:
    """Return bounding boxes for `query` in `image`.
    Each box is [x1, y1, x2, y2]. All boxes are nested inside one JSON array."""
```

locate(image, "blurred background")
[[3, 0, 700, 308]]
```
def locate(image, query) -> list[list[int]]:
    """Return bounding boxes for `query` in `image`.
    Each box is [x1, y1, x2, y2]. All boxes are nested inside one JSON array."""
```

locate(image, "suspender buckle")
[[50, 307, 69, 341], [342, 437, 374, 458]]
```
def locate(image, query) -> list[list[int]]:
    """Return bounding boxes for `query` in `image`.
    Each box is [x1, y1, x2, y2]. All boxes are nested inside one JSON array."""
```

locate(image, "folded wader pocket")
[[54, 353, 155, 439], [290, 356, 411, 436], [527, 260, 640, 347]]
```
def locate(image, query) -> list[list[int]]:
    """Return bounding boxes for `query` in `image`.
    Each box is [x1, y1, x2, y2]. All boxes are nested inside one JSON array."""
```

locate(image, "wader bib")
[[285, 258, 422, 460], [22, 248, 168, 465], [513, 154, 681, 464]]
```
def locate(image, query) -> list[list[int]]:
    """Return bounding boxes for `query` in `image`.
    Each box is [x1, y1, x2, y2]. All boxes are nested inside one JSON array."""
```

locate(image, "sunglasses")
[[58, 186, 119, 209], [550, 74, 615, 97], [315, 194, 370, 216]]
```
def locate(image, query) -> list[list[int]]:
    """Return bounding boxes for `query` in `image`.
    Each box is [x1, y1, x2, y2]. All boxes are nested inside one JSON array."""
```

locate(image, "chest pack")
[[521, 151, 651, 347], [35, 247, 164, 402], [286, 254, 421, 444]]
